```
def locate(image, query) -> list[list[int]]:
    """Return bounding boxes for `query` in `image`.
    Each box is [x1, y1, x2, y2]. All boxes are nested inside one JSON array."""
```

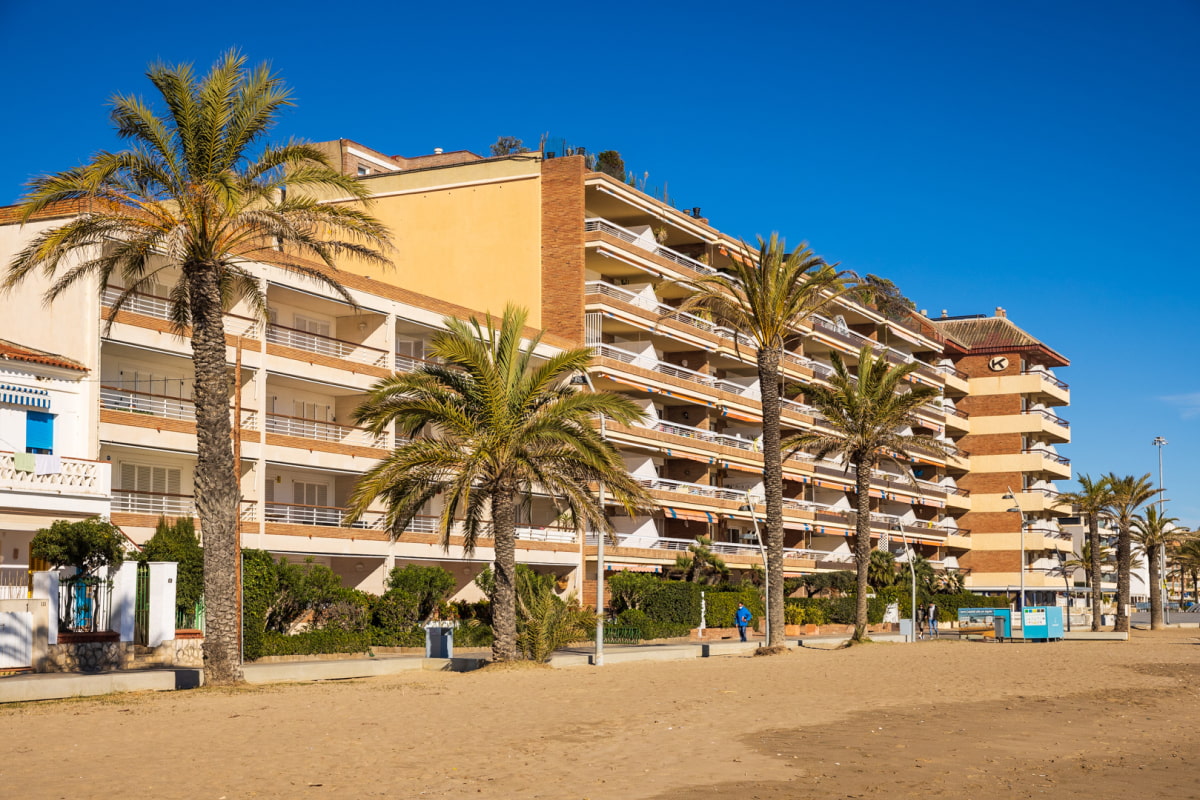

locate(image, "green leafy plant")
[[139, 516, 203, 611], [514, 569, 595, 662], [596, 150, 625, 180], [31, 517, 126, 577], [385, 564, 455, 620]]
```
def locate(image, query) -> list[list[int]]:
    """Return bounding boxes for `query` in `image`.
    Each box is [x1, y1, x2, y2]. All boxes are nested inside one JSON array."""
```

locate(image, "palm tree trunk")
[[1088, 512, 1102, 632], [1148, 543, 1163, 630], [189, 264, 243, 685], [756, 347, 785, 648], [491, 488, 519, 661], [1115, 525, 1131, 633], [852, 454, 872, 643]]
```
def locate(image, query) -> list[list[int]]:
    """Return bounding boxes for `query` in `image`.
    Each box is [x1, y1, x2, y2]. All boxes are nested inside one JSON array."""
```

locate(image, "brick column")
[[540, 156, 587, 344]]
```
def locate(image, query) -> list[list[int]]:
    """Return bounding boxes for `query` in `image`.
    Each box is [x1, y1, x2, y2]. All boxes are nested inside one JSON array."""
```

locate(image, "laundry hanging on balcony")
[[0, 383, 50, 409]]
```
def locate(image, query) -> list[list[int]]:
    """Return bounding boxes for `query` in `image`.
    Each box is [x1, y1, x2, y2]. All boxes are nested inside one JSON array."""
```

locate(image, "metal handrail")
[[1022, 408, 1070, 428], [648, 420, 755, 451], [101, 286, 260, 337], [264, 412, 385, 448], [584, 218, 717, 276], [112, 489, 195, 515], [1023, 368, 1069, 390], [1023, 448, 1071, 466], [266, 323, 387, 366]]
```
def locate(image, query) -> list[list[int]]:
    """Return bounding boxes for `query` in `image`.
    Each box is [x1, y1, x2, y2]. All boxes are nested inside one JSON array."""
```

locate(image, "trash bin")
[[1101, 614, 1115, 627], [424, 622, 455, 659]]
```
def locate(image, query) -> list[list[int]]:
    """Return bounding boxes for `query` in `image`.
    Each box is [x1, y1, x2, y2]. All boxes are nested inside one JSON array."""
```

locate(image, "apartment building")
[[934, 310, 1072, 603], [0, 337, 111, 597], [0, 142, 988, 600]]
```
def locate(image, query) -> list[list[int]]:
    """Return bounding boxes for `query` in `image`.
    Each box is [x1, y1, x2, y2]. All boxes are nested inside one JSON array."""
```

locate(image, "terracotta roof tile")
[[0, 338, 88, 372], [932, 316, 1068, 366]]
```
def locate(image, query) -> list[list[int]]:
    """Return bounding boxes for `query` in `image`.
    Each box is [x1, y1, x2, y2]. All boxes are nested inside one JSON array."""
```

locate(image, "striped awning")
[[662, 507, 720, 523], [0, 383, 50, 409]]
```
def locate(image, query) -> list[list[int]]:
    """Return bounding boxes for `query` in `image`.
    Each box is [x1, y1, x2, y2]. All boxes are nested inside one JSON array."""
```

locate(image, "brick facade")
[[540, 156, 587, 344]]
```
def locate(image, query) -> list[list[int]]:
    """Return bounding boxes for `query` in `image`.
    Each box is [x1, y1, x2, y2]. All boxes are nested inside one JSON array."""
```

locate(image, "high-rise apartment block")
[[0, 143, 1071, 603]]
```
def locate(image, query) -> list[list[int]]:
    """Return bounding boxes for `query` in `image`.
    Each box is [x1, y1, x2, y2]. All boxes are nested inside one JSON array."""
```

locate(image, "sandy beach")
[[2, 629, 1197, 799]]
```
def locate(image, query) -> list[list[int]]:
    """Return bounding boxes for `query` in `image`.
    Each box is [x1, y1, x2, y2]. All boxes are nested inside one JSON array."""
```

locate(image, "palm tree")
[[671, 234, 848, 648], [1060, 474, 1113, 631], [1176, 537, 1200, 608], [1063, 540, 1117, 590], [347, 305, 651, 662], [1132, 507, 1181, 630], [2, 53, 392, 684], [785, 345, 945, 642], [868, 548, 900, 589], [1104, 473, 1157, 633], [673, 535, 730, 585]]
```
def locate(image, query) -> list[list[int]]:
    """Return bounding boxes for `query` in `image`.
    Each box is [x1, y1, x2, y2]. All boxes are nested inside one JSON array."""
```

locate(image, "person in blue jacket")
[[735, 603, 752, 642]]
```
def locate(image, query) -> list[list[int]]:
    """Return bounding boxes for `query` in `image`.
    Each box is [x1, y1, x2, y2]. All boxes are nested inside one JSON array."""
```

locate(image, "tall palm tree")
[[1063, 540, 1117, 592], [1060, 474, 1113, 631], [1176, 537, 1200, 608], [1104, 473, 1157, 633], [2, 53, 392, 684], [785, 345, 945, 642], [1132, 507, 1181, 630], [671, 234, 848, 648], [347, 305, 651, 662]]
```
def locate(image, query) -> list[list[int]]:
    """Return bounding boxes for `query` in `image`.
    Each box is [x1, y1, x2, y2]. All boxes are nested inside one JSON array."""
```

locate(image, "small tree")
[[140, 516, 204, 613], [596, 150, 626, 180], [490, 136, 529, 156], [31, 518, 126, 577], [385, 564, 456, 620], [672, 536, 729, 585]]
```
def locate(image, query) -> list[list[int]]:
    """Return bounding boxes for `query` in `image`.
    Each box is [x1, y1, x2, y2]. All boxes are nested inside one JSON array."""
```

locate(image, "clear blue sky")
[[2, 1, 1197, 526]]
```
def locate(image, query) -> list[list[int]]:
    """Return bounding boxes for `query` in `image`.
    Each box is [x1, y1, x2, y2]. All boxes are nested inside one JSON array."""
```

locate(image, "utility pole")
[[582, 371, 605, 665]]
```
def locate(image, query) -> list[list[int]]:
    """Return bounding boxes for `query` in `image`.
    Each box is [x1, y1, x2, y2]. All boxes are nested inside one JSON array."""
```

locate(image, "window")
[[25, 411, 54, 454], [120, 462, 182, 496], [294, 315, 331, 338], [357, 166, 370, 176], [294, 481, 329, 507]]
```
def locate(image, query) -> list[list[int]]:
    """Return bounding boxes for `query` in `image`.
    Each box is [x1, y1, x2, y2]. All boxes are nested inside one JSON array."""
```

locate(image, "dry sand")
[[2, 629, 1198, 799]]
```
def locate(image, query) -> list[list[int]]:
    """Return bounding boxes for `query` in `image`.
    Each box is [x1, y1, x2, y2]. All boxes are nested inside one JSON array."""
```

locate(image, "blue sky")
[[2, 1, 1197, 526]]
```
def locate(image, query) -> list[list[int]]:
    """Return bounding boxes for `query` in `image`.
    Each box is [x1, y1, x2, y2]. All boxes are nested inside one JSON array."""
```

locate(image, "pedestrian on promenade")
[[928, 602, 939, 638], [735, 603, 752, 642]]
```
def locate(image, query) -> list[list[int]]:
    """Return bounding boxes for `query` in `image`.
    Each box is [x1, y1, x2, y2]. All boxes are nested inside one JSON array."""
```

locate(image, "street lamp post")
[[1004, 487, 1026, 617], [1153, 436, 1168, 625], [741, 493, 769, 647], [581, 371, 606, 666]]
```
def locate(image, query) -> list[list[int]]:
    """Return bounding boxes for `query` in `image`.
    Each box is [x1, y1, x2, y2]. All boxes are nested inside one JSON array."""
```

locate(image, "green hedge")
[[615, 609, 692, 640], [703, 589, 764, 628], [241, 549, 279, 661], [261, 629, 371, 657]]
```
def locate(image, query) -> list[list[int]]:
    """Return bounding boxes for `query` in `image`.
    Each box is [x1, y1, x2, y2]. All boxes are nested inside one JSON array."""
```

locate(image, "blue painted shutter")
[[25, 411, 55, 453]]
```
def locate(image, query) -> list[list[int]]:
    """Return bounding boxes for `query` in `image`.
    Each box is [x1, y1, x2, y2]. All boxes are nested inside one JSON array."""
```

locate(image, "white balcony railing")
[[647, 419, 755, 451], [592, 344, 758, 399], [102, 286, 260, 338], [585, 532, 849, 563], [0, 453, 111, 497], [264, 413, 386, 449], [112, 489, 194, 516], [585, 218, 717, 276], [101, 386, 195, 421], [266, 324, 388, 367], [637, 476, 748, 502]]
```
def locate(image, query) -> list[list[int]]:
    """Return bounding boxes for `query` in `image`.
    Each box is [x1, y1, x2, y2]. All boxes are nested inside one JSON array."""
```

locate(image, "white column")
[[31, 571, 60, 645], [147, 562, 178, 647], [108, 561, 138, 642]]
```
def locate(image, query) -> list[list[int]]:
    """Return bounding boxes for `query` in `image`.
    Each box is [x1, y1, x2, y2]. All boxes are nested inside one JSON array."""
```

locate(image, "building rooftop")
[[0, 338, 87, 372], [932, 308, 1069, 367]]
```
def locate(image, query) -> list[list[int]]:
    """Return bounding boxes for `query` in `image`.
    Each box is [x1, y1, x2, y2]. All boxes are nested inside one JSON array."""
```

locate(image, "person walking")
[[735, 603, 753, 642], [927, 601, 939, 639]]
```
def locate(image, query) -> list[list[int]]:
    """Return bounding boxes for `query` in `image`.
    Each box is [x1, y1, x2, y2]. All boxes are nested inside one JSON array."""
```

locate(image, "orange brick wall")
[[540, 156, 587, 344]]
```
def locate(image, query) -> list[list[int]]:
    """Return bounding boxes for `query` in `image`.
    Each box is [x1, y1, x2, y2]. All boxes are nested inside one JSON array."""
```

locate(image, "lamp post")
[[581, 371, 605, 666], [740, 493, 769, 646], [1004, 487, 1026, 617], [1153, 436, 1168, 624], [901, 533, 917, 643]]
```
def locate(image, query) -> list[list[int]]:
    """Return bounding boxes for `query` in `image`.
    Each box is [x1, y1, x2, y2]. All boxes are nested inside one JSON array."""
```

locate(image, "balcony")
[[264, 413, 386, 450], [585, 532, 825, 563], [102, 286, 260, 338], [637, 476, 748, 503], [266, 323, 388, 368], [592, 344, 758, 399], [584, 218, 716, 276], [259, 501, 387, 529], [112, 489, 194, 516], [0, 453, 112, 509], [100, 387, 258, 430], [646, 420, 756, 451]]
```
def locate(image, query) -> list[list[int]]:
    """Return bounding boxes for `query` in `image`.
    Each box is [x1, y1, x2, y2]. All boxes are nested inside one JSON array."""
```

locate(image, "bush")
[[31, 517, 126, 576], [515, 570, 595, 662], [385, 564, 455, 620], [703, 589, 763, 628], [261, 629, 370, 657], [615, 608, 692, 641], [642, 581, 702, 626], [241, 549, 280, 661], [140, 516, 203, 611]]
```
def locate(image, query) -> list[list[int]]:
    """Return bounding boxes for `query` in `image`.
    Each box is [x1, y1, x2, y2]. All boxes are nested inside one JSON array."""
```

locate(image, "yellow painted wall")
[[334, 160, 544, 326]]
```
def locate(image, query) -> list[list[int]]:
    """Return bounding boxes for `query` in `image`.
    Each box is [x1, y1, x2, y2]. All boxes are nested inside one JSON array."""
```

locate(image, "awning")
[[719, 406, 758, 423], [605, 563, 663, 573], [0, 383, 50, 409], [662, 507, 720, 523]]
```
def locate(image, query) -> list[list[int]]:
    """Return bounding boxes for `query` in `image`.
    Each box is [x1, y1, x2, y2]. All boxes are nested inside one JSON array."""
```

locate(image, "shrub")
[[140, 516, 203, 611], [385, 564, 455, 620], [614, 608, 692, 640], [642, 581, 702, 626], [261, 629, 370, 657], [703, 589, 763, 628], [241, 549, 279, 661], [515, 569, 595, 662], [31, 517, 126, 577]]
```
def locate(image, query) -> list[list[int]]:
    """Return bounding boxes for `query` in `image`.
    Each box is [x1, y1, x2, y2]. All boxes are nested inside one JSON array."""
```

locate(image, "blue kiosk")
[[1020, 606, 1064, 641]]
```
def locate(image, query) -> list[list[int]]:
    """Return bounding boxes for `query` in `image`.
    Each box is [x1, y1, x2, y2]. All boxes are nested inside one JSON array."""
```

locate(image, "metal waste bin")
[[424, 621, 455, 659], [991, 608, 1012, 640]]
